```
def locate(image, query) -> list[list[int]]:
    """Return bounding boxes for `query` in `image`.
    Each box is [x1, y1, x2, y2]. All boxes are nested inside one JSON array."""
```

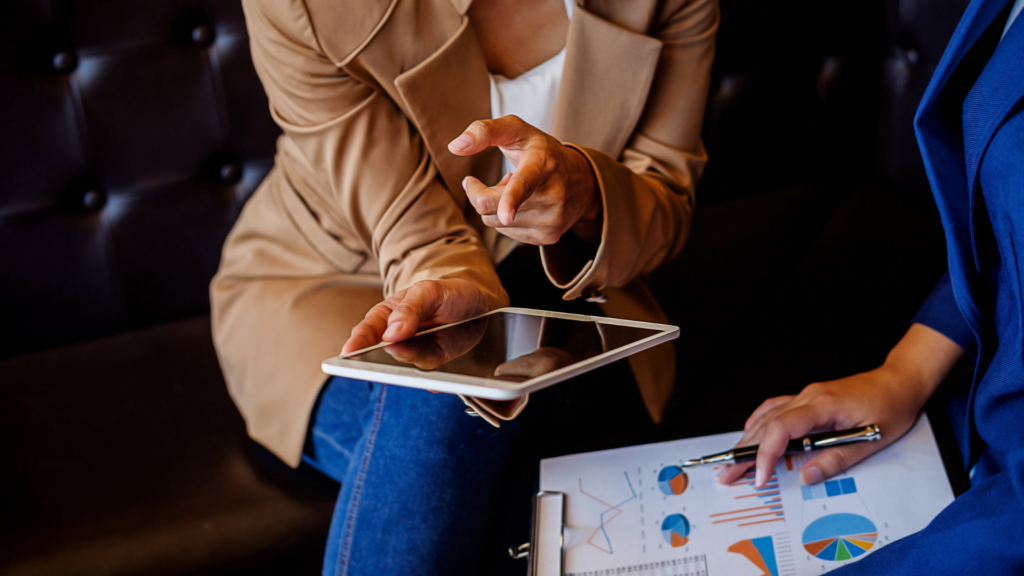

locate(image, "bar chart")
[[708, 468, 785, 528]]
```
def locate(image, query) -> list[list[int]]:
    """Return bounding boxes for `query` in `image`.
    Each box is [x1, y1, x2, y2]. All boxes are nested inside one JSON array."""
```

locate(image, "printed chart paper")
[[538, 415, 953, 576]]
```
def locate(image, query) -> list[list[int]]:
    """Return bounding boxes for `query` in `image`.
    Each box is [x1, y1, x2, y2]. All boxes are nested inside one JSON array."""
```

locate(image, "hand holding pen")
[[684, 425, 881, 471], [714, 326, 962, 488]]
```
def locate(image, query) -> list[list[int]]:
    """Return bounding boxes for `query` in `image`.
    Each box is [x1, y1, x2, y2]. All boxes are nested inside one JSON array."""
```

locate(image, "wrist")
[[878, 324, 963, 408], [874, 361, 934, 412]]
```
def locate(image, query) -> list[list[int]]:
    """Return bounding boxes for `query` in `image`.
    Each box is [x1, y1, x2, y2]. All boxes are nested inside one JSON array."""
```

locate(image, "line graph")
[[578, 471, 638, 554]]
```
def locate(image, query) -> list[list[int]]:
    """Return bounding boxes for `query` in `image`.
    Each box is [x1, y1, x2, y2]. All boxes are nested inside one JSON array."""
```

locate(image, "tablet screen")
[[344, 312, 660, 382]]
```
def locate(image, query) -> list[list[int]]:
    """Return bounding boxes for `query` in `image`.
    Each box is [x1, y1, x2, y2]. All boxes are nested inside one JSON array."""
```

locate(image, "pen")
[[681, 424, 882, 467]]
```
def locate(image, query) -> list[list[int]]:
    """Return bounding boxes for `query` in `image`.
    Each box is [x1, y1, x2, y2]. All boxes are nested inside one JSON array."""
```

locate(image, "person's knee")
[[372, 384, 517, 466]]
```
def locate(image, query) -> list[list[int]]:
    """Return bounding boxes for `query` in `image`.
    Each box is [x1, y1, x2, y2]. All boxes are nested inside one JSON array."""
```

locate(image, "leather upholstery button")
[[219, 163, 241, 184], [191, 25, 215, 47], [82, 189, 106, 211], [52, 51, 77, 73], [905, 49, 919, 65]]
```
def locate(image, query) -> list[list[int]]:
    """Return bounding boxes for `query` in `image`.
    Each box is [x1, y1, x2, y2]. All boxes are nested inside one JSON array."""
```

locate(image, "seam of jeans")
[[313, 428, 354, 459], [337, 384, 387, 576]]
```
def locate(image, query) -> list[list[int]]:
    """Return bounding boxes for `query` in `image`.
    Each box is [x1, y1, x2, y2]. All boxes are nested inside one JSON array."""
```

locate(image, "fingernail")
[[382, 322, 405, 341], [755, 468, 765, 487], [503, 208, 516, 225], [801, 466, 822, 486], [449, 134, 472, 151], [462, 176, 469, 190], [715, 469, 728, 484]]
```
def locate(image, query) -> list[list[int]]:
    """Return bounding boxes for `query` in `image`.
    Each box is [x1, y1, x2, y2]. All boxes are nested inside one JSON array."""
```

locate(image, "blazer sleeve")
[[241, 0, 506, 306], [829, 435, 1024, 575], [541, 0, 718, 299], [912, 272, 977, 358]]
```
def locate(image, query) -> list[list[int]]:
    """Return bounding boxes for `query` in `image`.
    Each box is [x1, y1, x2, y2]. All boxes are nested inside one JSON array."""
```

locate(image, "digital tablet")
[[321, 308, 678, 399]]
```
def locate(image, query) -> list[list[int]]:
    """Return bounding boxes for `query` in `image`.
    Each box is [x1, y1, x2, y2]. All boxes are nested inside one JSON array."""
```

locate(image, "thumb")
[[448, 116, 533, 156], [381, 282, 444, 342], [800, 442, 885, 485]]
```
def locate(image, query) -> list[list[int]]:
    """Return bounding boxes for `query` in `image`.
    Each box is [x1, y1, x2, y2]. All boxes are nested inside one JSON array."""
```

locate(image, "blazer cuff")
[[912, 272, 977, 358], [539, 143, 623, 300]]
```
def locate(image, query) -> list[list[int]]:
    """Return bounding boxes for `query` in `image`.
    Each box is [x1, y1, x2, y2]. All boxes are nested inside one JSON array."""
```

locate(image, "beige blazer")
[[211, 0, 718, 466]]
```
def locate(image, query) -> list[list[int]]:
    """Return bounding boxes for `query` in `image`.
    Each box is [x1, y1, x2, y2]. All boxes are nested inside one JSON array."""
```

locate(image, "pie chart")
[[802, 513, 877, 561], [661, 514, 690, 548], [658, 466, 689, 496]]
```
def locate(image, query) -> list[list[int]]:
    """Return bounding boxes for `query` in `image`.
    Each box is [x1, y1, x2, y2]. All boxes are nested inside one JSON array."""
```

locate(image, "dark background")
[[0, 0, 972, 574]]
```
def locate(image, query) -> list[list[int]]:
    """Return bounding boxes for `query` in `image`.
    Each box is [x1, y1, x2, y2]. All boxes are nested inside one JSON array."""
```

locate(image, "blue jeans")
[[303, 360, 655, 576]]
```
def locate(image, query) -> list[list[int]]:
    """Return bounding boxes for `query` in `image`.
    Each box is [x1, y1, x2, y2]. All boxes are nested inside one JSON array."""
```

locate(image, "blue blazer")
[[834, 0, 1024, 573]]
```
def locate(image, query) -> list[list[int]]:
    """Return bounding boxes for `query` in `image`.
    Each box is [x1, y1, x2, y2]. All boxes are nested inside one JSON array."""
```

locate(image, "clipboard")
[[509, 491, 566, 576], [509, 416, 956, 576]]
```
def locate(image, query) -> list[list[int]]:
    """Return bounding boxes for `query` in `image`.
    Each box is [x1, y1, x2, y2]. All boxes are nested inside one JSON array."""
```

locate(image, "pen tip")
[[681, 459, 700, 467]]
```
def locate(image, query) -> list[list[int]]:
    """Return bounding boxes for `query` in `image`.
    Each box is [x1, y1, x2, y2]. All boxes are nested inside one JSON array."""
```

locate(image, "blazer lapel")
[[914, 0, 1013, 330], [963, 15, 1024, 199], [553, 4, 662, 157], [393, 16, 501, 209]]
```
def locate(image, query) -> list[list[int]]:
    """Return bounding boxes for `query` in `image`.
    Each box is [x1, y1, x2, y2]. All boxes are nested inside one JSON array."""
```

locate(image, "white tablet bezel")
[[321, 307, 679, 400]]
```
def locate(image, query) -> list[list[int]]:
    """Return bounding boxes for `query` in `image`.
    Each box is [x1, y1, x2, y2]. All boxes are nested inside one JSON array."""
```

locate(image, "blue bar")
[[811, 483, 828, 499], [825, 480, 842, 497], [839, 477, 857, 494], [801, 485, 813, 501]]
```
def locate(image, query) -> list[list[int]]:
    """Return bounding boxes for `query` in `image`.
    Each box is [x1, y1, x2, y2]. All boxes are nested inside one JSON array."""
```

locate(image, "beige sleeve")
[[542, 0, 719, 299], [242, 0, 506, 305]]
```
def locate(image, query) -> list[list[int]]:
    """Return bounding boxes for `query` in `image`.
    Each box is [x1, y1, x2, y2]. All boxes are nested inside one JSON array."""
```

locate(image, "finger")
[[755, 405, 836, 487], [800, 441, 886, 485], [447, 116, 533, 156], [342, 304, 392, 353], [718, 410, 789, 485], [464, 176, 502, 216], [716, 461, 756, 485], [798, 430, 897, 483], [498, 172, 513, 186], [481, 209, 552, 229], [500, 151, 546, 225], [493, 226, 563, 246], [745, 396, 795, 432], [382, 282, 444, 342]]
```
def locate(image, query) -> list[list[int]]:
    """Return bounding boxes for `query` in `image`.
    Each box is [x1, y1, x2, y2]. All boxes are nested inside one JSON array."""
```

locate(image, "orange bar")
[[709, 504, 782, 517], [711, 511, 784, 524], [729, 473, 777, 487], [785, 454, 793, 471], [735, 491, 780, 499], [738, 517, 786, 527]]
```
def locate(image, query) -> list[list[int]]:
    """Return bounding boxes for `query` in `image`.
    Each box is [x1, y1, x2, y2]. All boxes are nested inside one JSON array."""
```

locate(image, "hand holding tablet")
[[323, 308, 679, 399]]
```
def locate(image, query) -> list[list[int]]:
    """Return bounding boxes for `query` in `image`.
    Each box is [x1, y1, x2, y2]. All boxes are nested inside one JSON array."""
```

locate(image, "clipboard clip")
[[509, 543, 530, 559], [508, 490, 566, 575]]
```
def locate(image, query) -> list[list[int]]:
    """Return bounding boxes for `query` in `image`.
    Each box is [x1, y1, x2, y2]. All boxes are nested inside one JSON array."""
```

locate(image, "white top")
[[1003, 0, 1024, 41], [488, 0, 574, 176]]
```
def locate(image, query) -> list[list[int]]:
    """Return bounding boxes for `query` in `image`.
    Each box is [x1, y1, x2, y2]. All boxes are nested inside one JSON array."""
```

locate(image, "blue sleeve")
[[829, 435, 1024, 575], [912, 272, 977, 358]]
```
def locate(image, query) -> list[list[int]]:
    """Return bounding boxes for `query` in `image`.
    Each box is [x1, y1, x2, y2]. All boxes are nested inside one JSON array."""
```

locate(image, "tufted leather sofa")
[[0, 0, 970, 574]]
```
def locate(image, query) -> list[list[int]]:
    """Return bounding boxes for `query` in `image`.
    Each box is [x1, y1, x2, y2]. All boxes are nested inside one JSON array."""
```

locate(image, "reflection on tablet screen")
[[345, 312, 659, 382]]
